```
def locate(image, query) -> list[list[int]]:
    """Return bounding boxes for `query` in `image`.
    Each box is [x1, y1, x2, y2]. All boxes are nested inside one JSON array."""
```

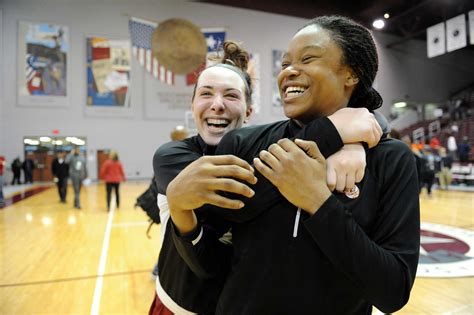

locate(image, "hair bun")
[[221, 40, 249, 72]]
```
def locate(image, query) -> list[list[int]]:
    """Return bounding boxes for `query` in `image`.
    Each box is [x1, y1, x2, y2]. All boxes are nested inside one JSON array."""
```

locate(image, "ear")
[[345, 69, 359, 87], [244, 105, 253, 124]]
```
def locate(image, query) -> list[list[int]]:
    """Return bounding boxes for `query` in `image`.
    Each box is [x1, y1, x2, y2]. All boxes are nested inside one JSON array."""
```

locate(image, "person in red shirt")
[[100, 151, 126, 211], [0, 155, 5, 207], [429, 136, 441, 149]]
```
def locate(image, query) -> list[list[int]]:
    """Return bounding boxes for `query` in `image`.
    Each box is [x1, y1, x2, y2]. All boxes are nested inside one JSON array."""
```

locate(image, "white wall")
[[1, 0, 473, 179]]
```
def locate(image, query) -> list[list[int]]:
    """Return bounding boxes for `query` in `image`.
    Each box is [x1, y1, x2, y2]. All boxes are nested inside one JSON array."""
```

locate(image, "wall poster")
[[17, 21, 69, 107]]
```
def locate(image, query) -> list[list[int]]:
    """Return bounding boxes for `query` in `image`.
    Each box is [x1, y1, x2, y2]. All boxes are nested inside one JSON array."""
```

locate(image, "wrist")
[[170, 206, 197, 234], [327, 115, 345, 142], [303, 189, 332, 215]]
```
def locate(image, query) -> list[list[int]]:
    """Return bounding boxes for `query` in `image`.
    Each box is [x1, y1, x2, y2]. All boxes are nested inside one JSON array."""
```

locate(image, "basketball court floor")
[[0, 182, 473, 314]]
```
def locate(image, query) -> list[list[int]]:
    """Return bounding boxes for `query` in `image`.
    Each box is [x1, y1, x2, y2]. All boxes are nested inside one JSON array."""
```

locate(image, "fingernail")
[[249, 189, 255, 197]]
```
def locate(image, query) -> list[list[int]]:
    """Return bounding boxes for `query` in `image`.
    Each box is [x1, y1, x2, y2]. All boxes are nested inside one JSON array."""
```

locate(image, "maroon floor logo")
[[418, 223, 474, 277]]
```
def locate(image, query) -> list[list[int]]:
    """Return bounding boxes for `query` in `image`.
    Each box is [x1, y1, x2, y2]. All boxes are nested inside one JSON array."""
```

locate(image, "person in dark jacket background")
[[52, 151, 69, 203], [11, 157, 22, 185], [22, 155, 35, 184]]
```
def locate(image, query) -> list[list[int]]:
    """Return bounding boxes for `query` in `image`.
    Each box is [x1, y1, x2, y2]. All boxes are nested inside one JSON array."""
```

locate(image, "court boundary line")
[[90, 196, 115, 315]]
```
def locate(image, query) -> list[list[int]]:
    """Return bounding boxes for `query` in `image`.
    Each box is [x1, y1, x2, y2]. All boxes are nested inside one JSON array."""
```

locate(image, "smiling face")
[[277, 24, 358, 124], [192, 66, 252, 146]]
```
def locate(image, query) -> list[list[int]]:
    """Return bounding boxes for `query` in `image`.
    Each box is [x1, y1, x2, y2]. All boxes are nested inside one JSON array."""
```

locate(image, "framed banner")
[[248, 53, 261, 114], [17, 21, 69, 107], [272, 49, 284, 110], [84, 37, 133, 117]]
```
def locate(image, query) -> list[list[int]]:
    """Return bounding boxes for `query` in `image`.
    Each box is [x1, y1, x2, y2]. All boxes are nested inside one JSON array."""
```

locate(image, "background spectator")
[[99, 151, 126, 211], [11, 157, 22, 185], [458, 136, 471, 163], [22, 155, 35, 184], [52, 151, 69, 203]]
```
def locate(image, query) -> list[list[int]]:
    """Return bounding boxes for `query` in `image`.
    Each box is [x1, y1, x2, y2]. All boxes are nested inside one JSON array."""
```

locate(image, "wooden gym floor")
[[0, 182, 473, 314]]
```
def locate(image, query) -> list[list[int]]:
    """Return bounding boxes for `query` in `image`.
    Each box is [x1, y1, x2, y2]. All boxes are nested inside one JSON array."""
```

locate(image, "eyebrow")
[[283, 45, 325, 59], [197, 85, 242, 94]]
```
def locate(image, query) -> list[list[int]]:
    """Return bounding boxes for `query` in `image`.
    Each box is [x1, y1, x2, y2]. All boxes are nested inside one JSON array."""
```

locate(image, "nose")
[[278, 65, 299, 86], [210, 95, 225, 112], [282, 64, 299, 77]]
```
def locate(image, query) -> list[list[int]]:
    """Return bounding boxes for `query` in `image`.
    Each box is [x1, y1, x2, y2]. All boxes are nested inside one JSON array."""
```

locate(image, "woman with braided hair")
[[150, 37, 384, 314], [166, 16, 420, 314]]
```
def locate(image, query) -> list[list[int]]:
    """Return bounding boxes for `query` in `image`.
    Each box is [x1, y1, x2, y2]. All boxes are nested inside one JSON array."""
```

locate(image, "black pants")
[[24, 171, 33, 184], [56, 177, 68, 202], [422, 171, 435, 195], [11, 171, 21, 185], [106, 182, 120, 210]]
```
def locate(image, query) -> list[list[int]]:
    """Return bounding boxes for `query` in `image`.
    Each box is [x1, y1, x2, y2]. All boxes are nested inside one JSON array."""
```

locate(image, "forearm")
[[293, 117, 344, 158], [171, 213, 233, 279]]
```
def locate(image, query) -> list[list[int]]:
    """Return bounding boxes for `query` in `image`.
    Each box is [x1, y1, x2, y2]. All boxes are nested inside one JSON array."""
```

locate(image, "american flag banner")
[[186, 28, 226, 86], [128, 17, 175, 85], [25, 54, 43, 94]]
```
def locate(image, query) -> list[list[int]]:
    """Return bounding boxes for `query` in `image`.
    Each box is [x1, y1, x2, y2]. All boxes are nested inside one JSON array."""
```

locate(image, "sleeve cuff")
[[171, 221, 203, 245], [304, 117, 344, 158]]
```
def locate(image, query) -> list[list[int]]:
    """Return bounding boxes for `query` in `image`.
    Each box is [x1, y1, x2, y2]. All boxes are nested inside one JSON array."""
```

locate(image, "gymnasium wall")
[[1, 0, 473, 179]]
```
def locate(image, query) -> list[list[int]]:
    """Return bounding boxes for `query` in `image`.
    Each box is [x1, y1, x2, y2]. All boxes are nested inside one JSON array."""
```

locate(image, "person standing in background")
[[52, 151, 69, 203], [458, 136, 471, 163], [22, 155, 35, 184], [438, 146, 453, 190], [420, 148, 436, 197], [99, 151, 126, 211], [0, 155, 5, 208], [66, 148, 87, 209], [447, 131, 458, 160], [11, 157, 22, 185]]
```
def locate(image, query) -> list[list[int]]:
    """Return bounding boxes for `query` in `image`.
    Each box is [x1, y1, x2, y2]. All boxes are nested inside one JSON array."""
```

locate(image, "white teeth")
[[285, 86, 306, 94], [207, 118, 229, 126]]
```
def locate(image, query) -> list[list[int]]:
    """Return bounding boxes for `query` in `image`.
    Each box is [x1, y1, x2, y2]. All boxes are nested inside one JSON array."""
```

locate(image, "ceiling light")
[[373, 19, 385, 29], [384, 13, 390, 19], [40, 136, 51, 142], [394, 102, 407, 108], [24, 139, 40, 145]]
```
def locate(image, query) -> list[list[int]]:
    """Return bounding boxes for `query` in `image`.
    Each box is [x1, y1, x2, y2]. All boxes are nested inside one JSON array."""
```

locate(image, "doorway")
[[23, 136, 87, 182], [97, 150, 111, 180]]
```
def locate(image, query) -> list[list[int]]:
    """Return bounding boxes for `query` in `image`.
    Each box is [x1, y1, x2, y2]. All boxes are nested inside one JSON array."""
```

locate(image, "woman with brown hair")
[[100, 151, 126, 211]]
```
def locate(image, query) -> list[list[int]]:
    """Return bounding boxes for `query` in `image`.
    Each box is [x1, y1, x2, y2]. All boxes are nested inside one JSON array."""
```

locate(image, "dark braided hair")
[[302, 15, 383, 110], [192, 40, 253, 107]]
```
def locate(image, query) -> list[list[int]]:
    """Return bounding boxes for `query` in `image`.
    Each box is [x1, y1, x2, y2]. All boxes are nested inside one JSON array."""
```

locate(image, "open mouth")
[[206, 118, 230, 130], [283, 86, 307, 100]]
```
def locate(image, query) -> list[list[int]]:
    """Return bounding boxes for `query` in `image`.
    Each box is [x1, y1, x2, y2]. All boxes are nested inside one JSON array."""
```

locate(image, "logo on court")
[[417, 222, 474, 278]]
